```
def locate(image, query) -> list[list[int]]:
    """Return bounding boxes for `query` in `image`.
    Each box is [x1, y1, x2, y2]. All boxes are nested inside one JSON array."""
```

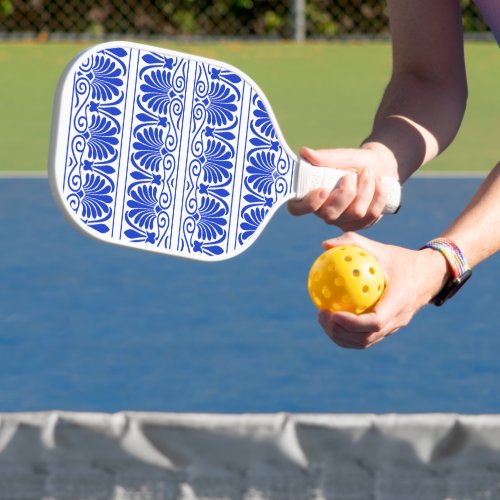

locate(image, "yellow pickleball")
[[308, 245, 385, 315]]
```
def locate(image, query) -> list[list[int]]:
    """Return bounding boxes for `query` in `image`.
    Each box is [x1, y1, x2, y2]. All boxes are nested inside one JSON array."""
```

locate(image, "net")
[[1, 412, 500, 499]]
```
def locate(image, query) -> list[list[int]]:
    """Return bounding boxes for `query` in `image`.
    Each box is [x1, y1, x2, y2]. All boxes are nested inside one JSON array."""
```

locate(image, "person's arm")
[[364, 0, 468, 181], [288, 0, 467, 230], [441, 164, 500, 268], [318, 163, 500, 349]]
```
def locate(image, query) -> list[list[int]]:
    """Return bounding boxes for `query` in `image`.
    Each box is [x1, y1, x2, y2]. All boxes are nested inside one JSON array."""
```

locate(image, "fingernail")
[[301, 146, 314, 157], [322, 239, 336, 249]]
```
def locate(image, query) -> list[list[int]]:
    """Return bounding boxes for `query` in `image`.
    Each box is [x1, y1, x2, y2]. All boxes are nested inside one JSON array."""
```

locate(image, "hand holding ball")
[[308, 245, 385, 314]]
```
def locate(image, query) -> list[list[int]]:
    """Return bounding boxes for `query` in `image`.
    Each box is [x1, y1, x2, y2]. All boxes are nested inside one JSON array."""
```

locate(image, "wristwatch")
[[421, 238, 472, 306]]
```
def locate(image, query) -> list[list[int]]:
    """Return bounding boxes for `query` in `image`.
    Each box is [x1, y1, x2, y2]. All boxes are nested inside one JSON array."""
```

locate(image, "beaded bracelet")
[[421, 238, 470, 278], [420, 237, 472, 306]]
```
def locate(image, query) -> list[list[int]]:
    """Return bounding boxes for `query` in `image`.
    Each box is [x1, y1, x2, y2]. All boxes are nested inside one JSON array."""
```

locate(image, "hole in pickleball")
[[362, 285, 369, 293], [344, 256, 352, 262], [334, 277, 344, 287], [322, 286, 332, 299], [313, 294, 322, 308], [359, 251, 367, 257], [369, 267, 375, 275], [313, 271, 321, 282], [352, 269, 360, 277]]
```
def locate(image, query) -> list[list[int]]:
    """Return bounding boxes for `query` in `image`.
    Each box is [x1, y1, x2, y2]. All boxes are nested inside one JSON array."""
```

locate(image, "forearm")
[[361, 0, 467, 183], [441, 162, 500, 267], [411, 163, 500, 308], [363, 73, 467, 182]]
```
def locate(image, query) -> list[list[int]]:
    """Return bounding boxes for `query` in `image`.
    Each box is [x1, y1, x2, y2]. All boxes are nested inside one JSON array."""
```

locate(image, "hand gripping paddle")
[[49, 41, 401, 262]]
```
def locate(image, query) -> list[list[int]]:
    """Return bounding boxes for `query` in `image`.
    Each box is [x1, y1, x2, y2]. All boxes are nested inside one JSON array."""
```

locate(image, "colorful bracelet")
[[420, 237, 472, 306], [421, 238, 470, 279]]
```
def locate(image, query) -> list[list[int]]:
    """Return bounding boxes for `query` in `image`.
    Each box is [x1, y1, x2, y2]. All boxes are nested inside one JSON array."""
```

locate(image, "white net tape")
[[0, 412, 500, 499]]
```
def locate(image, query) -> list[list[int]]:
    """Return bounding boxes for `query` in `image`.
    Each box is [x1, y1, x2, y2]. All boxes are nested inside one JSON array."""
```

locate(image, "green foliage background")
[[0, 1, 490, 38]]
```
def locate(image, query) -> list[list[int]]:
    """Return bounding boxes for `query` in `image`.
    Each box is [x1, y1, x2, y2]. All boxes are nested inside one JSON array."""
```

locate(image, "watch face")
[[432, 269, 472, 306]]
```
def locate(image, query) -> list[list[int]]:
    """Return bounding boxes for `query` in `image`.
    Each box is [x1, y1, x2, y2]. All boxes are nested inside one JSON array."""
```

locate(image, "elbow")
[[452, 77, 468, 137], [394, 69, 468, 130], [456, 77, 468, 121], [404, 68, 467, 106]]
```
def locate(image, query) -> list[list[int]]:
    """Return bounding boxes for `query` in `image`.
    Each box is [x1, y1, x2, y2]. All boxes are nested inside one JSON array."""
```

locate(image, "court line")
[[414, 170, 487, 178], [0, 171, 49, 178]]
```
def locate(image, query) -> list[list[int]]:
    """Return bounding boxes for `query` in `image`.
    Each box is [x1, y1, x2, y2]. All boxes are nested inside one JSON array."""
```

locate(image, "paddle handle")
[[294, 160, 401, 214]]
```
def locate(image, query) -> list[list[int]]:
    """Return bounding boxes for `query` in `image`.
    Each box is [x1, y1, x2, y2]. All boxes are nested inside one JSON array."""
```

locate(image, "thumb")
[[322, 231, 371, 250], [300, 147, 368, 171]]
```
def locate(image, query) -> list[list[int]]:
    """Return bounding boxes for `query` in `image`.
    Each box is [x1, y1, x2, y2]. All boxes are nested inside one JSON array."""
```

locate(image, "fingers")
[[322, 230, 376, 252], [300, 146, 371, 170], [335, 168, 387, 230], [367, 176, 388, 221], [318, 309, 398, 349], [287, 187, 330, 216], [288, 148, 387, 230], [318, 167, 383, 229], [317, 280, 412, 349], [315, 171, 358, 223]]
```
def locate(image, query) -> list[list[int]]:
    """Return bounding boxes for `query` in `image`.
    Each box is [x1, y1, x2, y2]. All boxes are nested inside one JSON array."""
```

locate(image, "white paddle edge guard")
[[47, 41, 300, 263], [47, 41, 401, 263], [294, 159, 402, 214]]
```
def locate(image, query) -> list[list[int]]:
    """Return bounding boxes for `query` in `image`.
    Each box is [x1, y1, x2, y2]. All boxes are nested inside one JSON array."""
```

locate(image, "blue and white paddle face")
[[50, 41, 297, 261]]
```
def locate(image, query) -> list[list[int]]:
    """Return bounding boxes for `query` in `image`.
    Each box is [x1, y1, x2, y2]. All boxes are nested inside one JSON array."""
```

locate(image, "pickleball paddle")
[[49, 41, 401, 262]]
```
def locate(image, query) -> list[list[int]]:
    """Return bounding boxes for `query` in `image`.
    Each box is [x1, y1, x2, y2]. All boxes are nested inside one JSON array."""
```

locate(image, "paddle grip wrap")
[[294, 160, 402, 214]]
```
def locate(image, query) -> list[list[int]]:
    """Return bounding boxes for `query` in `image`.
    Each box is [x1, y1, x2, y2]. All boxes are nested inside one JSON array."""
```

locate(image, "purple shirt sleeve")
[[473, 0, 500, 44]]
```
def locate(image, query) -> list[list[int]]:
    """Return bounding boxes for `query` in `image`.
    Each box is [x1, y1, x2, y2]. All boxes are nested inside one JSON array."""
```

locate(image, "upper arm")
[[387, 0, 467, 87]]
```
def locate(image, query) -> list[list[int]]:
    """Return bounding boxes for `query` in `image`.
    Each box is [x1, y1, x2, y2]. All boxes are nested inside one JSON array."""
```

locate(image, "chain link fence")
[[0, 0, 491, 40]]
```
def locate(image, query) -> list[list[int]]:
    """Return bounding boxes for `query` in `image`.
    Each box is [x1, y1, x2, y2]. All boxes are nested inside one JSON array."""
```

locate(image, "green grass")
[[0, 40, 497, 173]]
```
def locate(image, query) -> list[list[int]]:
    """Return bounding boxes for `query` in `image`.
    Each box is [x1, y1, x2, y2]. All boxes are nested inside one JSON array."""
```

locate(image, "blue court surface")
[[0, 176, 499, 413]]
